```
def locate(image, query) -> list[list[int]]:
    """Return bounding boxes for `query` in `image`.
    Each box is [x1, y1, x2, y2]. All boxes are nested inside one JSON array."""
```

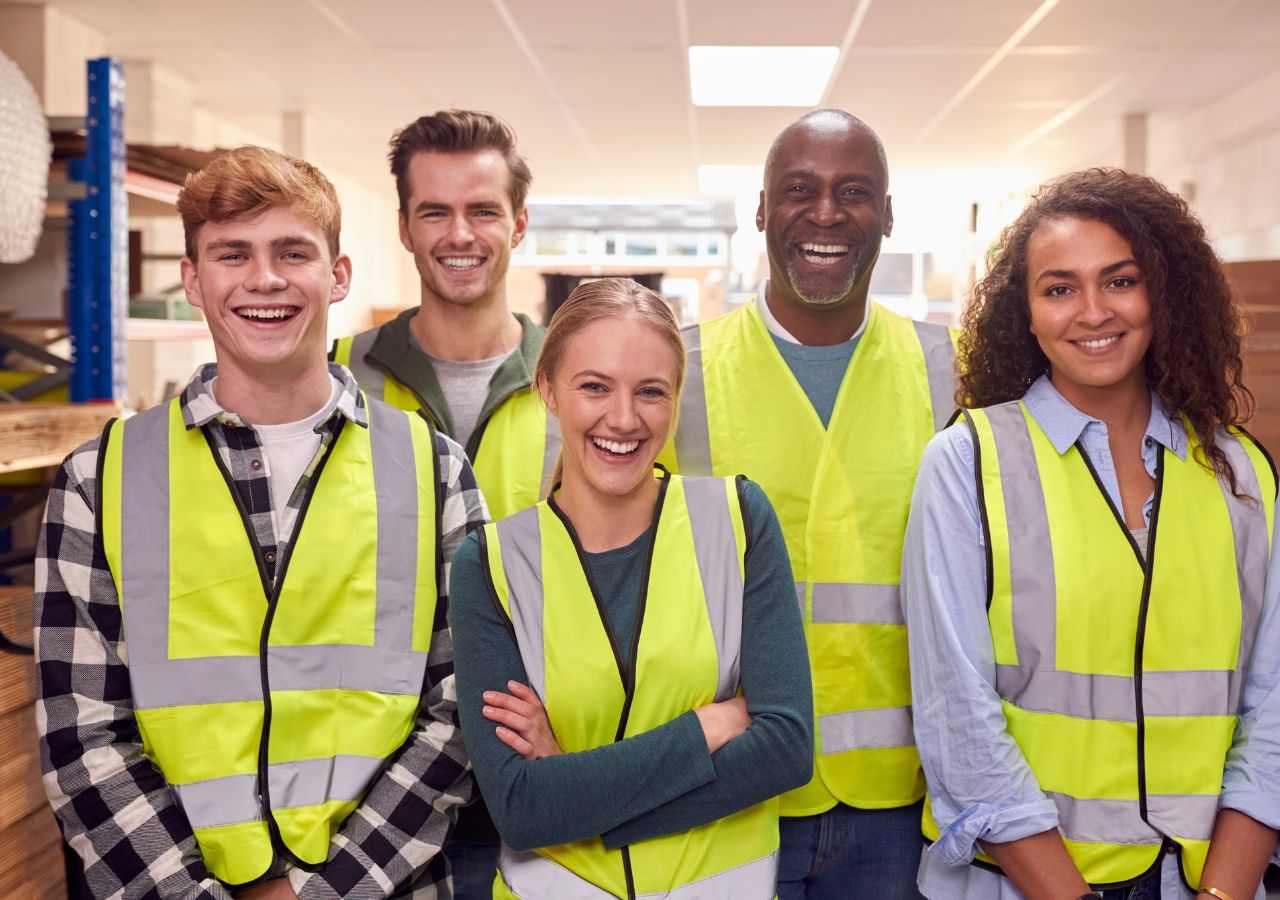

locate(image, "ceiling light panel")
[[689, 46, 839, 106]]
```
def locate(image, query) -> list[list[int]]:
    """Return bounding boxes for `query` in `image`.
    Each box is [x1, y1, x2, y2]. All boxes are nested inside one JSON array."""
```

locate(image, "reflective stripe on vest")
[[666, 300, 958, 813], [497, 846, 778, 900], [483, 472, 778, 899], [334, 329, 559, 518], [921, 401, 1275, 889], [102, 396, 439, 885]]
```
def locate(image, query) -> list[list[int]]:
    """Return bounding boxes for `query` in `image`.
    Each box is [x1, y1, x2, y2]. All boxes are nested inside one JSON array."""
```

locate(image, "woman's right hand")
[[693, 696, 751, 753]]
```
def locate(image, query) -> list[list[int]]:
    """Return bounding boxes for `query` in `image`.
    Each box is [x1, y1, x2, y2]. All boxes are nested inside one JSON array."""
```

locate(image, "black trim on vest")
[[202, 417, 350, 877], [1237, 425, 1278, 501], [960, 411, 995, 610], [734, 474, 753, 557], [93, 418, 116, 542], [93, 417, 117, 590], [546, 468, 672, 900], [944, 407, 965, 429], [1133, 448, 1165, 829], [1074, 443, 1146, 567]]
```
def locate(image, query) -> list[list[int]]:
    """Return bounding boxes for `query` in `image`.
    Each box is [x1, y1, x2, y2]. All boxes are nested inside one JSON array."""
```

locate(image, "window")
[[624, 234, 659, 256]]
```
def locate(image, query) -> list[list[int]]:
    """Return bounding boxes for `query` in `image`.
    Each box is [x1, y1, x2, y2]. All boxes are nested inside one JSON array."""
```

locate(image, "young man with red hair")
[[36, 146, 481, 899]]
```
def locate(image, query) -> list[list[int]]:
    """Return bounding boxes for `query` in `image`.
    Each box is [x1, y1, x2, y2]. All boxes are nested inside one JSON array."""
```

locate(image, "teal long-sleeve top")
[[449, 478, 813, 853]]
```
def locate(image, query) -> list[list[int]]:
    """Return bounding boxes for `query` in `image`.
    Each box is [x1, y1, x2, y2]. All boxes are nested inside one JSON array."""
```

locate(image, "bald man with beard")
[[661, 110, 959, 897]]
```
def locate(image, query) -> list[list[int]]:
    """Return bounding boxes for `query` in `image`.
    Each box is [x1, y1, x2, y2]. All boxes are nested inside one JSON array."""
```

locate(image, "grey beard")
[[784, 256, 862, 307]]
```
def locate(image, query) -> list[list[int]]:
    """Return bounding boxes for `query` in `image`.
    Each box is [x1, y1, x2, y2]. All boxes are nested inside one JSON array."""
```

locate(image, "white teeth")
[[799, 243, 849, 255], [237, 307, 296, 319], [440, 256, 482, 270], [1076, 335, 1120, 349], [592, 437, 640, 455]]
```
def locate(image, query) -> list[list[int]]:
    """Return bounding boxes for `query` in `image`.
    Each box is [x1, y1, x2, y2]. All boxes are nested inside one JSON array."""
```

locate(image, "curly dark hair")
[[958, 167, 1253, 492]]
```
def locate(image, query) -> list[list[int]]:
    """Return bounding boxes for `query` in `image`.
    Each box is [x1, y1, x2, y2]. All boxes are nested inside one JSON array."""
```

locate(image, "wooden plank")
[[1227, 260, 1280, 308], [0, 404, 118, 474], [0, 732, 48, 829], [0, 804, 62, 880], [0, 588, 37, 714], [0, 840, 66, 900], [0, 652, 35, 717]]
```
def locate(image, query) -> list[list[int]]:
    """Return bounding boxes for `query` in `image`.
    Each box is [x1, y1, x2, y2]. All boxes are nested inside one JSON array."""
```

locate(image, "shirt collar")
[[179, 362, 368, 431], [1021, 374, 1187, 460], [755, 277, 869, 345]]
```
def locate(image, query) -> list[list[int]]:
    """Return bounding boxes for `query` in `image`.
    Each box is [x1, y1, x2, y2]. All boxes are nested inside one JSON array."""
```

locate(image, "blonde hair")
[[536, 278, 685, 490], [177, 145, 341, 261]]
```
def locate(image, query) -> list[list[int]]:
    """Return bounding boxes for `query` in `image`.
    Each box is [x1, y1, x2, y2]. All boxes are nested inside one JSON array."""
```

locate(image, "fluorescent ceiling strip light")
[[689, 46, 839, 107], [909, 0, 1061, 145]]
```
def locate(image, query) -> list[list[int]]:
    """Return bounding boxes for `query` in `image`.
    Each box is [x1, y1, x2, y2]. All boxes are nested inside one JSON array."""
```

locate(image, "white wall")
[[1149, 67, 1280, 261]]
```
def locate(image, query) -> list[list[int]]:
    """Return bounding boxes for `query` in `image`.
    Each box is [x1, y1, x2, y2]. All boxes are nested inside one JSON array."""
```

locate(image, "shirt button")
[[1144, 437, 1153, 448], [250, 458, 263, 470], [264, 550, 277, 563]]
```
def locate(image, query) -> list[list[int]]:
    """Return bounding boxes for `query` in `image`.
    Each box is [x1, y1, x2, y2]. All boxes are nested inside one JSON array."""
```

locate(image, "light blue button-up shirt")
[[901, 375, 1280, 899]]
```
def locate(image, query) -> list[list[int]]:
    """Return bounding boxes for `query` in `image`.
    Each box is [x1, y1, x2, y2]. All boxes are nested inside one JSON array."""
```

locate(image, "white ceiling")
[[36, 0, 1280, 197]]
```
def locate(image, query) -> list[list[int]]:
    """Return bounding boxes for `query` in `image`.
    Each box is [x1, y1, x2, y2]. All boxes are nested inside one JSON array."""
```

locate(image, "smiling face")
[[538, 315, 679, 502], [398, 149, 527, 310], [758, 121, 893, 309], [181, 204, 350, 381], [1026, 216, 1153, 405]]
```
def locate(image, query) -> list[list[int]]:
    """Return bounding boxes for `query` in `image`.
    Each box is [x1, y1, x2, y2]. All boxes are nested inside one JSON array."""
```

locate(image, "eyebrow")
[[203, 236, 321, 253], [413, 200, 504, 214], [1035, 259, 1139, 282], [570, 370, 672, 388]]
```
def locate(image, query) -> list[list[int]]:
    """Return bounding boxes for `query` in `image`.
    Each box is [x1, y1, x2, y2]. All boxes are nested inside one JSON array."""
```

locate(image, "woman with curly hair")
[[902, 168, 1280, 900]]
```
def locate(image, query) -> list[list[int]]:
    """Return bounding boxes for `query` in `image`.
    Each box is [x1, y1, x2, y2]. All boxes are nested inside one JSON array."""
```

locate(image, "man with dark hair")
[[334, 109, 554, 897], [664, 109, 958, 897], [334, 109, 557, 524], [36, 146, 481, 900]]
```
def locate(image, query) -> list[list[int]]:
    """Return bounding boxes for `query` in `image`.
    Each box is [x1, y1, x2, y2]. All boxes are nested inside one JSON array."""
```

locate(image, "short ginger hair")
[[388, 109, 532, 214], [177, 146, 341, 261]]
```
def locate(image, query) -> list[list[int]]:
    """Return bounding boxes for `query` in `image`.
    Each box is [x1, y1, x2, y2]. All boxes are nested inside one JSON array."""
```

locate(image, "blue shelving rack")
[[65, 57, 126, 402]]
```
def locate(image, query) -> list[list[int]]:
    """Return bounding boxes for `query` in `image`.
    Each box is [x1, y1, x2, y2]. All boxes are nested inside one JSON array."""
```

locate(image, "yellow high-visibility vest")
[[334, 327, 556, 520], [664, 299, 958, 814], [100, 396, 440, 886], [481, 471, 779, 899], [922, 401, 1276, 889]]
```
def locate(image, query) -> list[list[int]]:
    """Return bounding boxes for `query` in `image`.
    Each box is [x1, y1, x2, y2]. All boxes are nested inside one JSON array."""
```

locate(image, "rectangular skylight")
[[689, 46, 839, 107], [697, 164, 765, 196]]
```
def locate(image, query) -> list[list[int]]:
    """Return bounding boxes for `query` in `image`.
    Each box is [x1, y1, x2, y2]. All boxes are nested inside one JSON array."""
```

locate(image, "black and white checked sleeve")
[[34, 437, 232, 900]]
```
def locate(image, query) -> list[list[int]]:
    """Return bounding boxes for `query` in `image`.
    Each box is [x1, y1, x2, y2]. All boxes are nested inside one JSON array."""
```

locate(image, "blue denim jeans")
[[777, 801, 926, 899], [443, 837, 500, 900]]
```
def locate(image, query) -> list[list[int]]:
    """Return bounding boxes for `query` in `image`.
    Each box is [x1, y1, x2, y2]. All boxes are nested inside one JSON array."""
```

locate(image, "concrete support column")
[[1124, 112, 1148, 174], [281, 110, 317, 159], [123, 59, 195, 145]]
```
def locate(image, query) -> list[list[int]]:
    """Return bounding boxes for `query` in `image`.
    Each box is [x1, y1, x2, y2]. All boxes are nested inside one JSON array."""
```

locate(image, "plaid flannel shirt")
[[35, 363, 485, 900]]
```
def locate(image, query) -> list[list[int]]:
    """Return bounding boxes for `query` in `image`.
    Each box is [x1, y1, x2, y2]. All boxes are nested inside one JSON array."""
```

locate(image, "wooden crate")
[[1228, 260, 1280, 454], [0, 585, 66, 897]]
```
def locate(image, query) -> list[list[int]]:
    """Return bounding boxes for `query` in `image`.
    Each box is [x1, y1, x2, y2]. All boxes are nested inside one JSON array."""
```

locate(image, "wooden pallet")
[[0, 404, 119, 474], [0, 586, 67, 897]]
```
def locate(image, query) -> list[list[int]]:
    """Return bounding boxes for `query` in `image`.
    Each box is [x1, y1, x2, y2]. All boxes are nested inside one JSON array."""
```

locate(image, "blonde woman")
[[449, 278, 813, 899]]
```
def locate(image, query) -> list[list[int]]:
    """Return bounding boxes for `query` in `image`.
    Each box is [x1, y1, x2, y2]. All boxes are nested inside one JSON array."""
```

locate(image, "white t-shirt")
[[253, 376, 342, 540]]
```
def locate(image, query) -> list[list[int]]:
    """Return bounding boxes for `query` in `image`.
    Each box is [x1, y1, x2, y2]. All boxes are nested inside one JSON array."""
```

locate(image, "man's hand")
[[693, 695, 751, 753], [236, 877, 299, 899], [483, 680, 563, 759]]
